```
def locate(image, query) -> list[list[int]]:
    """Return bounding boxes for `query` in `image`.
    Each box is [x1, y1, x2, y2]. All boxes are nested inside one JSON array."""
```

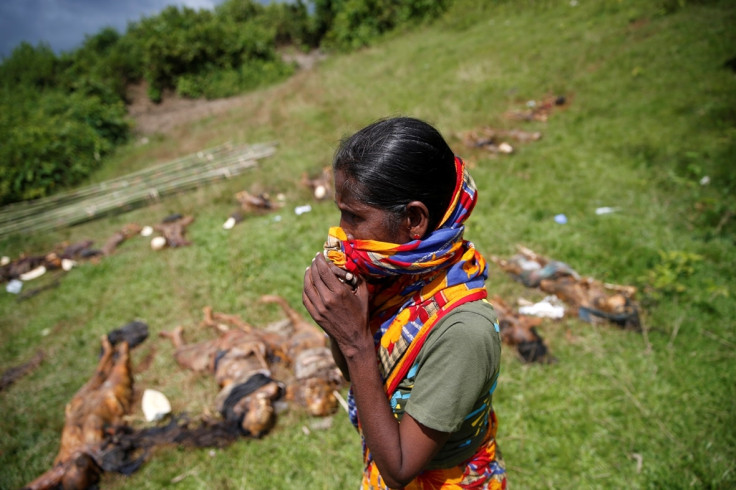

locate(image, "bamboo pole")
[[0, 142, 275, 224], [0, 142, 277, 238]]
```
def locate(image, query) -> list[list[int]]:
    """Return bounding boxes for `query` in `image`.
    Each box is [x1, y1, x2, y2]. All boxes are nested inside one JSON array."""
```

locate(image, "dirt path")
[[127, 50, 326, 136]]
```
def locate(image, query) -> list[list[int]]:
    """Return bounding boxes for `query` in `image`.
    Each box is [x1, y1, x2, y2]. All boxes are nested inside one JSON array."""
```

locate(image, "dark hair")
[[333, 116, 457, 232]]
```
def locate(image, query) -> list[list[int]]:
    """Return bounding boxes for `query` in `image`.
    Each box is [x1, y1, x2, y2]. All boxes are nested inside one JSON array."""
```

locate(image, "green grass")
[[2, 0, 735, 488]]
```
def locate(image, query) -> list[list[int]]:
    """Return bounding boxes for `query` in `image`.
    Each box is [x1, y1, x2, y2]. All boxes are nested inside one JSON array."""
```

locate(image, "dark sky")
[[0, 0, 232, 59]]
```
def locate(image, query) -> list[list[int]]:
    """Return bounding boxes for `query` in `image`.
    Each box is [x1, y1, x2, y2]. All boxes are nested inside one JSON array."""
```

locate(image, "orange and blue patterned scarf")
[[324, 157, 505, 489]]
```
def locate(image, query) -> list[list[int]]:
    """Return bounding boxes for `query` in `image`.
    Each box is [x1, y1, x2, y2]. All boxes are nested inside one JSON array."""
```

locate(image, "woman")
[[303, 117, 506, 489]]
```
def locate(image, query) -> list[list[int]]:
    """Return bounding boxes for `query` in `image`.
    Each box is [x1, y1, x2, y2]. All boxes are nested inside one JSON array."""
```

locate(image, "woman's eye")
[[341, 211, 359, 223]]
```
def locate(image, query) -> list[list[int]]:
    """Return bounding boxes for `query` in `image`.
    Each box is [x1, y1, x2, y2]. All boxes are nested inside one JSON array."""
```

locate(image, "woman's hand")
[[302, 252, 372, 358], [303, 253, 451, 488]]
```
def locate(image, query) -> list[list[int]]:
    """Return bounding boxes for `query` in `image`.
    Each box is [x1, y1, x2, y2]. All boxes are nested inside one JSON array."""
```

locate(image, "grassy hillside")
[[2, 0, 735, 488]]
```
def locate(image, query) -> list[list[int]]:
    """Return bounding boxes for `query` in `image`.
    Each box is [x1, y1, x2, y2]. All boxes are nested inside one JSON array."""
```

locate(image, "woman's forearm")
[[329, 336, 350, 381], [344, 348, 409, 488]]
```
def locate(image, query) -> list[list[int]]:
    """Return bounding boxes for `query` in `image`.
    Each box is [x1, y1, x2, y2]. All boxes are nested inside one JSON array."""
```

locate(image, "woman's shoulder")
[[427, 299, 501, 349], [438, 299, 499, 330]]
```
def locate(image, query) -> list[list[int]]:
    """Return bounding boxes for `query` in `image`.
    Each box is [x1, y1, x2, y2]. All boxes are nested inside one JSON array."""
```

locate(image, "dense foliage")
[[0, 0, 451, 205]]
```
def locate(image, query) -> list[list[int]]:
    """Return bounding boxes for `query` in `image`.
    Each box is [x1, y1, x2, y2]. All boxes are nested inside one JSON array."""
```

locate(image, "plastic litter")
[[554, 213, 568, 224], [517, 258, 542, 271], [595, 207, 618, 215], [518, 296, 565, 319], [699, 176, 710, 186], [6, 279, 23, 294], [295, 204, 312, 216]]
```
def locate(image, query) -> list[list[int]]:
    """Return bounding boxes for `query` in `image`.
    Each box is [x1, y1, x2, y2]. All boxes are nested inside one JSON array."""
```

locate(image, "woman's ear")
[[405, 201, 430, 240]]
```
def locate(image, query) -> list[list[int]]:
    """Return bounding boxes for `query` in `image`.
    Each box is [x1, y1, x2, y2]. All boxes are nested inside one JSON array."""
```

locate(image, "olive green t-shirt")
[[390, 299, 501, 469]]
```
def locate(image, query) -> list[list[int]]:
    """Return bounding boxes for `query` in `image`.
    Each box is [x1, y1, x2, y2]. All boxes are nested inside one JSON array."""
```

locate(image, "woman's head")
[[333, 117, 457, 242]]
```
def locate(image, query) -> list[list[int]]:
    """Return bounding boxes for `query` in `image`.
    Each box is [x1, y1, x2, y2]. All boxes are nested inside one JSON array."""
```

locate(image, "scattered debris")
[[505, 94, 570, 122], [16, 277, 63, 302], [301, 167, 333, 201], [462, 127, 542, 154], [155, 294, 344, 458], [491, 245, 641, 330], [5, 278, 22, 294], [0, 349, 44, 391], [259, 295, 344, 417], [24, 322, 148, 490], [150, 236, 168, 251], [142, 389, 172, 422], [223, 190, 283, 229], [518, 296, 566, 319], [295, 204, 312, 216], [160, 320, 284, 438], [107, 320, 150, 350], [1, 224, 142, 288], [489, 295, 555, 364], [631, 452, 644, 474], [101, 223, 143, 256], [19, 265, 47, 281], [153, 215, 195, 248]]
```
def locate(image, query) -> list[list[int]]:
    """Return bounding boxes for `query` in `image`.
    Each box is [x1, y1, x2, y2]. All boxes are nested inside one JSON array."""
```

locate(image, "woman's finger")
[[310, 254, 345, 294]]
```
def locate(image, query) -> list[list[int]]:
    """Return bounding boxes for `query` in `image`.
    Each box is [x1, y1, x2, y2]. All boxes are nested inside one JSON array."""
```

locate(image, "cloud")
[[0, 0, 228, 58]]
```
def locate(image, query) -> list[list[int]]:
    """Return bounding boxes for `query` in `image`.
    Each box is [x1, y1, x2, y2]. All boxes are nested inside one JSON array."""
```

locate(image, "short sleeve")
[[404, 301, 500, 433]]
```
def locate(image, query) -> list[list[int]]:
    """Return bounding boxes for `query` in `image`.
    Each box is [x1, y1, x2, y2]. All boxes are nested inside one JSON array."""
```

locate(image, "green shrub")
[[130, 2, 290, 101], [0, 42, 59, 89], [641, 250, 704, 300], [0, 89, 129, 204], [320, 0, 453, 50], [57, 27, 144, 101], [175, 59, 295, 99]]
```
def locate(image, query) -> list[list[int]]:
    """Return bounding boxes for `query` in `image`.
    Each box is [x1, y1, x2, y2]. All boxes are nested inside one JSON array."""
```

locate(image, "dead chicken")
[[259, 294, 345, 417], [223, 190, 283, 229], [488, 295, 555, 364], [491, 245, 640, 330], [301, 166, 333, 201], [159, 312, 283, 438], [24, 322, 148, 490]]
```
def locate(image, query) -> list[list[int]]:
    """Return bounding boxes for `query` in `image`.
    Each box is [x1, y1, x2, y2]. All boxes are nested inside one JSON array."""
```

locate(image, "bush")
[[0, 42, 59, 89], [130, 2, 292, 101], [319, 0, 453, 50], [0, 88, 129, 204], [175, 59, 295, 99]]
